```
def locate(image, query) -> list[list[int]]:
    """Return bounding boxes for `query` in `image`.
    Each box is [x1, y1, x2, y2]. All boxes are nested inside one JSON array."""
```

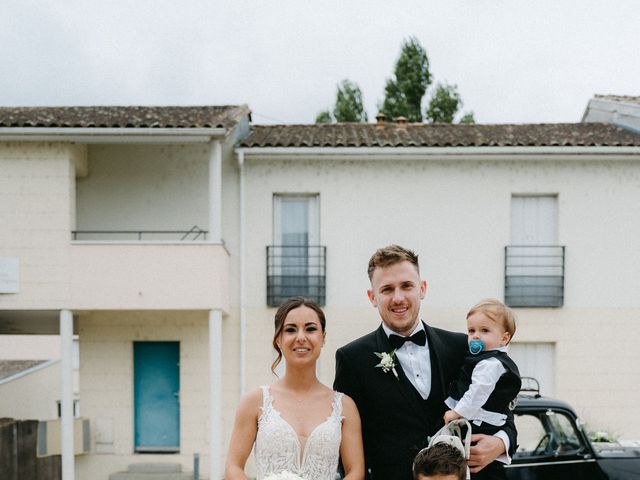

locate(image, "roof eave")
[[237, 145, 640, 161], [0, 127, 229, 144]]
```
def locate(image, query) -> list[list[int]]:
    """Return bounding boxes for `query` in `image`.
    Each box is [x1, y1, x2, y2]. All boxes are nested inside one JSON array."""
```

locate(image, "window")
[[509, 343, 555, 397], [267, 195, 326, 306], [505, 195, 565, 307]]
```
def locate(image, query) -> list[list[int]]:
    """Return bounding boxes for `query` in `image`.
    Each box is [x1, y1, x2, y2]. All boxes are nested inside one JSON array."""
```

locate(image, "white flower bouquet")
[[263, 471, 306, 480]]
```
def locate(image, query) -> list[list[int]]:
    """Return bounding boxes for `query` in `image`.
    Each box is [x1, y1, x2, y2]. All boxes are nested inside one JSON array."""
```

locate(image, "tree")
[[425, 83, 462, 124], [380, 37, 431, 122], [315, 79, 367, 123], [315, 110, 332, 124], [333, 79, 368, 122], [459, 112, 475, 124]]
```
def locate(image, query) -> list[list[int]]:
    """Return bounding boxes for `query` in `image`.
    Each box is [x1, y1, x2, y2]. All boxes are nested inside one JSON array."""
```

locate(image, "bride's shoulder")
[[236, 386, 266, 417], [336, 391, 359, 417]]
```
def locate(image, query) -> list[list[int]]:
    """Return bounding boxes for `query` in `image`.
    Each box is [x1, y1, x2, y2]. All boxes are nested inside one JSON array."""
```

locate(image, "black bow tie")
[[389, 330, 426, 349]]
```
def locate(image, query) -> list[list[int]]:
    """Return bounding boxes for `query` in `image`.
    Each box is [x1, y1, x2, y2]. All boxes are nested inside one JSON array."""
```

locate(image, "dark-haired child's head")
[[413, 443, 466, 480]]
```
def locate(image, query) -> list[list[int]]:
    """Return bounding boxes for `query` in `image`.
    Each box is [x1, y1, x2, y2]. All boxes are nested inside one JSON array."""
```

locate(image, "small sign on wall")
[[0, 257, 19, 293]]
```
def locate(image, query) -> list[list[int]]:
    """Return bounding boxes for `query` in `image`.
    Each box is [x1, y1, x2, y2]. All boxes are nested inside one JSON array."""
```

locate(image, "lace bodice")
[[255, 386, 344, 480]]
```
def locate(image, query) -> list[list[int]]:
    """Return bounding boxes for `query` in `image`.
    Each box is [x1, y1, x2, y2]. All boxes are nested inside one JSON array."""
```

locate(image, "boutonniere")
[[374, 349, 399, 380]]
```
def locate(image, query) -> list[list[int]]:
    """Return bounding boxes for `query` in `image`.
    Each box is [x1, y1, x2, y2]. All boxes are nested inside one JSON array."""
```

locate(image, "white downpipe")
[[60, 309, 74, 480], [238, 150, 246, 396], [209, 309, 223, 480], [209, 140, 222, 244]]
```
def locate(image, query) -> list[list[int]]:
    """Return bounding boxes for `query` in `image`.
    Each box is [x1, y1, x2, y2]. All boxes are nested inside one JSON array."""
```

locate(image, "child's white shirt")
[[445, 346, 509, 427]]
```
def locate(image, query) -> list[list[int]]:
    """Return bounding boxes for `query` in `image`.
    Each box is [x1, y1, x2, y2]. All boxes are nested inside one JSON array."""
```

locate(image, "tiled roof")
[[240, 122, 640, 148], [0, 360, 47, 381], [594, 95, 640, 105], [0, 105, 250, 129]]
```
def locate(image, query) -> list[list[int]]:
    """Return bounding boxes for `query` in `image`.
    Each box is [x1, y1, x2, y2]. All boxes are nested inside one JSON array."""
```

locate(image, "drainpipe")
[[208, 140, 222, 244], [237, 149, 246, 396], [60, 309, 74, 480], [209, 309, 223, 480]]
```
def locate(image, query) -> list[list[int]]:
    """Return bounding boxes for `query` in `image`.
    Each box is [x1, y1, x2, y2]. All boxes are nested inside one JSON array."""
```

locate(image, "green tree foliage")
[[380, 37, 431, 122], [315, 110, 333, 124], [333, 79, 368, 122], [459, 112, 476, 124], [425, 83, 462, 124], [315, 79, 368, 123]]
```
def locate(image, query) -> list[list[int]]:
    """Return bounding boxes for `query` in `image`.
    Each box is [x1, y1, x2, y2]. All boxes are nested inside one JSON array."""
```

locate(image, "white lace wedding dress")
[[255, 386, 344, 480]]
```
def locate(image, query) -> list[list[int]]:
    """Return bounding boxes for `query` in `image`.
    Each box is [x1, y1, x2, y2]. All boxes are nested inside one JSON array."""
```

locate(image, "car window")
[[514, 409, 583, 458], [547, 411, 582, 453], [515, 414, 547, 454]]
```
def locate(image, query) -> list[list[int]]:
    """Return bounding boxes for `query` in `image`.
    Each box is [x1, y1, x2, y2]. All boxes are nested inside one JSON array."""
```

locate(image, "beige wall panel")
[[70, 244, 230, 311], [0, 142, 85, 309]]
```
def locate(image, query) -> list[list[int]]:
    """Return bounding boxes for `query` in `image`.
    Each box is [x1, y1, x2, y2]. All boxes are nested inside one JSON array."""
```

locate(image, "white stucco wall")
[[76, 310, 223, 480], [0, 360, 60, 420], [76, 144, 210, 234], [239, 154, 640, 439]]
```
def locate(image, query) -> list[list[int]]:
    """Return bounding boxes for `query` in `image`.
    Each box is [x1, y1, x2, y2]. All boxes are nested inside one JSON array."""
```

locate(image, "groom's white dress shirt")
[[382, 321, 431, 399], [382, 320, 511, 463]]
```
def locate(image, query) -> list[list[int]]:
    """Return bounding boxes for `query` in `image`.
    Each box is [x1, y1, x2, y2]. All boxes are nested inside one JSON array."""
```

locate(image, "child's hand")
[[443, 409, 461, 424]]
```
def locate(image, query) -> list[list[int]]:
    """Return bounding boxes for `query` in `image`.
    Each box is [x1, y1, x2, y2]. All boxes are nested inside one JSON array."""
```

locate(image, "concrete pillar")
[[209, 309, 223, 479], [60, 309, 74, 480], [208, 140, 222, 244]]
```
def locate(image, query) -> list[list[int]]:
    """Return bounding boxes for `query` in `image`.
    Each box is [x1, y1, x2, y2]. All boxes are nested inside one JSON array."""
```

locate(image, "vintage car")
[[506, 380, 640, 479]]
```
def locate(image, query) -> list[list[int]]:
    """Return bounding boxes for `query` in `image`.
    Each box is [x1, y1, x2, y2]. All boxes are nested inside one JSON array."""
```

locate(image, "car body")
[[506, 393, 640, 479]]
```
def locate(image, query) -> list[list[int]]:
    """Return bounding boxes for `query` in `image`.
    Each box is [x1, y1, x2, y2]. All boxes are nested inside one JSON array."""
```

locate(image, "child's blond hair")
[[467, 298, 516, 342]]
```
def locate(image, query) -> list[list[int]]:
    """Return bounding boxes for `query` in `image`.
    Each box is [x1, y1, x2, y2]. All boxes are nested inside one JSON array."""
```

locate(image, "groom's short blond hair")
[[368, 244, 420, 280]]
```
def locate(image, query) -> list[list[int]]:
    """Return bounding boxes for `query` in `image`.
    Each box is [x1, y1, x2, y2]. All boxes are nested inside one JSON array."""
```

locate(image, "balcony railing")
[[72, 225, 208, 241], [267, 245, 326, 307], [504, 245, 565, 308]]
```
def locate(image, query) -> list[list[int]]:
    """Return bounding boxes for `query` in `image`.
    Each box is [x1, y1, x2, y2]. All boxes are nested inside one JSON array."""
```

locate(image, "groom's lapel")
[[424, 323, 447, 397], [375, 326, 430, 427]]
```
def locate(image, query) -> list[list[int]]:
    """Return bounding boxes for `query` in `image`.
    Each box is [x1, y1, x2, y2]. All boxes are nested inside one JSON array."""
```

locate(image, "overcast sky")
[[1, 1, 638, 124]]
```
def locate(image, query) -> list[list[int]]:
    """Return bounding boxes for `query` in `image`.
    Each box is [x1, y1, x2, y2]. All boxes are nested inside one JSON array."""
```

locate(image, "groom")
[[334, 245, 516, 480]]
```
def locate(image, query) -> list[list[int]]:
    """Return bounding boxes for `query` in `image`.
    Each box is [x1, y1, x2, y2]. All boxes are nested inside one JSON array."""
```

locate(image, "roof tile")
[[240, 122, 640, 148], [0, 105, 251, 130]]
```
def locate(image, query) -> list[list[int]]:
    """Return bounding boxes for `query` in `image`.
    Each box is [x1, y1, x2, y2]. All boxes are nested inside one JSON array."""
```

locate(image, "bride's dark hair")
[[271, 296, 326, 375]]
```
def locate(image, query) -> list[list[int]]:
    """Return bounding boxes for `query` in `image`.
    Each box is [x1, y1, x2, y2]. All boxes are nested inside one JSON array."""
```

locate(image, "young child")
[[413, 442, 467, 480], [443, 299, 521, 479]]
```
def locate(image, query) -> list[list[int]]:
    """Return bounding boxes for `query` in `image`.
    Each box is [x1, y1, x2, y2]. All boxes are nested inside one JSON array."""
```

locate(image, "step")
[[108, 462, 198, 480], [128, 463, 183, 473], [109, 473, 194, 480]]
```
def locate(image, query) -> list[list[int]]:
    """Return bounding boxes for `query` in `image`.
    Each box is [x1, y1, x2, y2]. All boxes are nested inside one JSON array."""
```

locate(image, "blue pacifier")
[[469, 339, 485, 355]]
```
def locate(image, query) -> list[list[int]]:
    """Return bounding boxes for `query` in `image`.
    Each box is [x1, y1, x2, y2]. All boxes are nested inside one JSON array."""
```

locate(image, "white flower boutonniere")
[[263, 471, 306, 480], [374, 349, 399, 380]]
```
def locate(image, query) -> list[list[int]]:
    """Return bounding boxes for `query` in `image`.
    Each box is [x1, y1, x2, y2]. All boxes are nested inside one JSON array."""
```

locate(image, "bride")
[[225, 297, 365, 480]]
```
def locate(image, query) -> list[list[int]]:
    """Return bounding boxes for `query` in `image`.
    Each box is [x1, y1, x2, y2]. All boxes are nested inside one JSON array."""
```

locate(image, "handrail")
[[72, 226, 208, 241], [266, 245, 327, 306]]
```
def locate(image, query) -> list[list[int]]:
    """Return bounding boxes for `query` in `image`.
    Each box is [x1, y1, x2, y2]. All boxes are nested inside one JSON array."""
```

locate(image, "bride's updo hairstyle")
[[271, 296, 326, 375]]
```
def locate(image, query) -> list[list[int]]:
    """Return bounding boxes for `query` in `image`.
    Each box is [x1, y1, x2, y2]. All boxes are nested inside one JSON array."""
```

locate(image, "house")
[[582, 94, 640, 132], [235, 118, 640, 441], [2, 106, 640, 480], [0, 105, 250, 480]]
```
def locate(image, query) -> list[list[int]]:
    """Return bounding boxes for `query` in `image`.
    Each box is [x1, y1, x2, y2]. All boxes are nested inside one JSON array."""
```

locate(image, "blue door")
[[134, 342, 180, 452]]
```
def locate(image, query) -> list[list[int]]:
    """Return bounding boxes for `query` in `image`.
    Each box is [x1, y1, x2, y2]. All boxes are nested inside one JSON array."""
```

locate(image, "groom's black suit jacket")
[[334, 322, 517, 480]]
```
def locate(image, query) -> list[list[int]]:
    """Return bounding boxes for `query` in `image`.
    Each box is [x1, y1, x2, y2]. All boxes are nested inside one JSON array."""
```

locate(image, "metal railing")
[[72, 225, 208, 241], [266, 245, 326, 307], [504, 245, 565, 308]]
